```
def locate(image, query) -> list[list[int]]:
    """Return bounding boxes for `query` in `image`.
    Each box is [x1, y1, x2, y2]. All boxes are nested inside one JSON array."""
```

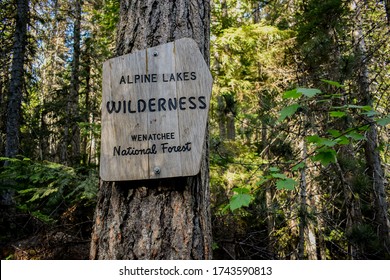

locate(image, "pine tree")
[[90, 0, 212, 260], [5, 0, 29, 159]]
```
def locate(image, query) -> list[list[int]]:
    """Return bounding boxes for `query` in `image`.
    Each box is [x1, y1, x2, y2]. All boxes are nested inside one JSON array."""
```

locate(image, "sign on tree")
[[100, 38, 213, 181]]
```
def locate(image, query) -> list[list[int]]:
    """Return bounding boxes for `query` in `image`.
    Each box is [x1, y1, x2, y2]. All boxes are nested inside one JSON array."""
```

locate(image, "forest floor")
[[1, 203, 93, 260]]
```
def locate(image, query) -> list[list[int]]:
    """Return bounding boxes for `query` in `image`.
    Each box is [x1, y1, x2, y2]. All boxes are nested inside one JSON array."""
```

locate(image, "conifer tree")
[[90, 0, 212, 260], [5, 0, 29, 158]]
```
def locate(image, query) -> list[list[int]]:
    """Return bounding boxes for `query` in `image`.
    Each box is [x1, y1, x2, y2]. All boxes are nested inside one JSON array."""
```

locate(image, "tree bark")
[[68, 0, 82, 165], [5, 0, 29, 158], [352, 0, 390, 252], [226, 111, 236, 140], [90, 0, 212, 260], [298, 126, 307, 259], [217, 95, 227, 140], [364, 125, 390, 250]]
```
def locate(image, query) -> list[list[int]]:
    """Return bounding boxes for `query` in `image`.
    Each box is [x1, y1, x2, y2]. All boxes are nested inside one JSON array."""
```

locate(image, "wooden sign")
[[100, 38, 213, 181]]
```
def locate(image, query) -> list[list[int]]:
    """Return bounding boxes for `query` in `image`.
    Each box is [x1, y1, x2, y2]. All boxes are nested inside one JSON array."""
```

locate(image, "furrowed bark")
[[5, 0, 29, 158]]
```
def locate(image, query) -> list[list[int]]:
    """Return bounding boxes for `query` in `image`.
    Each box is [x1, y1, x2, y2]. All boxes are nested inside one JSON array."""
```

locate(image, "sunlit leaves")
[[329, 111, 346, 117], [283, 89, 301, 99], [229, 187, 252, 211], [256, 167, 298, 192]]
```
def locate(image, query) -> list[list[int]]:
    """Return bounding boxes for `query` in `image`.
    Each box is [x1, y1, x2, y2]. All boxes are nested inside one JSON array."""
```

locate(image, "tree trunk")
[[5, 0, 29, 158], [226, 111, 236, 140], [364, 125, 390, 250], [81, 38, 92, 165], [352, 0, 390, 253], [221, 0, 229, 29], [252, 1, 260, 24], [217, 95, 227, 140], [264, 184, 276, 258], [298, 130, 307, 259], [90, 0, 212, 260], [69, 0, 82, 165]]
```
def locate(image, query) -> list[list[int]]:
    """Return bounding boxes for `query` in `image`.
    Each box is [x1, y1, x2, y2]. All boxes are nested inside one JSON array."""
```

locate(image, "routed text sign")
[[100, 38, 213, 181]]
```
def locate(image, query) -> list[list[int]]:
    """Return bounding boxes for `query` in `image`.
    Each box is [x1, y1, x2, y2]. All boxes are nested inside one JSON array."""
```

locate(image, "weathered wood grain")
[[100, 38, 212, 181]]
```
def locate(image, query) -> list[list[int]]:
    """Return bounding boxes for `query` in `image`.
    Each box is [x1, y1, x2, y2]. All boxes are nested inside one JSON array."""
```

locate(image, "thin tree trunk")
[[221, 0, 229, 29], [265, 184, 276, 258], [252, 1, 260, 24], [298, 132, 307, 259], [5, 0, 29, 158], [69, 0, 82, 165], [226, 111, 236, 140], [336, 159, 363, 259], [311, 173, 326, 260], [81, 38, 91, 165], [217, 95, 227, 140], [90, 0, 212, 260]]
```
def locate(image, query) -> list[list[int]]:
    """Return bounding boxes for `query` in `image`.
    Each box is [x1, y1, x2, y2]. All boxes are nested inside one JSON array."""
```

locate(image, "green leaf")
[[291, 162, 306, 171], [256, 177, 269, 186], [333, 105, 365, 110], [321, 138, 338, 147], [376, 117, 390, 127], [28, 192, 41, 203], [307, 135, 321, 144], [329, 111, 346, 118], [269, 167, 280, 172], [278, 103, 300, 122], [362, 110, 379, 117], [312, 148, 337, 166], [346, 131, 365, 141], [271, 173, 288, 179], [327, 129, 341, 137], [232, 187, 250, 194], [361, 105, 373, 111], [283, 89, 302, 99], [297, 88, 321, 97], [276, 178, 297, 190], [336, 136, 349, 145], [31, 211, 55, 224], [18, 188, 37, 195], [346, 105, 372, 111], [321, 79, 344, 88], [229, 193, 252, 211], [40, 187, 59, 199], [307, 135, 337, 147]]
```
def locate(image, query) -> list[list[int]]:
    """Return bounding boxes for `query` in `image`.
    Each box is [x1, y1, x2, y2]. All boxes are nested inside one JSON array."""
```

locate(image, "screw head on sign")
[[154, 167, 161, 175], [153, 51, 158, 57]]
